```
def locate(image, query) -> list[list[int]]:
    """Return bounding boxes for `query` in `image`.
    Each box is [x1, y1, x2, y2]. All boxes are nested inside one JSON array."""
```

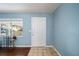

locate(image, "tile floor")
[[28, 47, 59, 56]]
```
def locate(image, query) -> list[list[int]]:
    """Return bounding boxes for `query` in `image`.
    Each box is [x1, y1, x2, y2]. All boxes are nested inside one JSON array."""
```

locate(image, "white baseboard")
[[46, 45, 54, 47], [46, 45, 62, 56], [15, 45, 31, 47], [52, 45, 62, 56], [1, 45, 31, 47]]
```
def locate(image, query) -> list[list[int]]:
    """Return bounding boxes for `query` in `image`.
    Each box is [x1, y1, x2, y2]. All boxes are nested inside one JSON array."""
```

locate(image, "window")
[[0, 19, 23, 37]]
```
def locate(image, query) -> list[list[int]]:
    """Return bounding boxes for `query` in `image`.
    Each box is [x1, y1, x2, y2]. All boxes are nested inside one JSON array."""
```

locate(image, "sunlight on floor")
[[28, 47, 59, 56]]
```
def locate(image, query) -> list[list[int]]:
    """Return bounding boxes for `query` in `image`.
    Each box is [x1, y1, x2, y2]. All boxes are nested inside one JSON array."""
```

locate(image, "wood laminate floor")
[[0, 47, 31, 56], [28, 47, 59, 56], [0, 47, 59, 56]]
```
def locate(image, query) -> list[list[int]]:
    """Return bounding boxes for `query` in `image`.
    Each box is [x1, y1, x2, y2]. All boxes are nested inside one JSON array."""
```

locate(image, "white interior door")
[[31, 17, 46, 47]]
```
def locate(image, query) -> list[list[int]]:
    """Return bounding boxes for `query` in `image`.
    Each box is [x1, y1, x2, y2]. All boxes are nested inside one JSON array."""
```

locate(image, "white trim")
[[2, 45, 13, 47], [46, 45, 62, 56], [46, 45, 54, 47], [52, 45, 62, 56], [15, 45, 31, 47], [44, 17, 46, 47], [0, 18, 23, 21], [31, 17, 46, 47], [2, 45, 31, 47]]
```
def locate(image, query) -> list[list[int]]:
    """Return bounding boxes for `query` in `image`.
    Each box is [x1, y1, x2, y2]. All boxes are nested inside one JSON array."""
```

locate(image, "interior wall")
[[54, 4, 79, 56], [0, 13, 54, 46]]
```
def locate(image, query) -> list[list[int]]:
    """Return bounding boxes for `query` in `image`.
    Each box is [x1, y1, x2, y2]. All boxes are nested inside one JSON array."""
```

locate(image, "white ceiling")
[[0, 3, 60, 13]]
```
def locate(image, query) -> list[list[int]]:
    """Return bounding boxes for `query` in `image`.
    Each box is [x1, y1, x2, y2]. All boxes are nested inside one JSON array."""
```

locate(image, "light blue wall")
[[0, 13, 54, 46], [54, 4, 79, 56]]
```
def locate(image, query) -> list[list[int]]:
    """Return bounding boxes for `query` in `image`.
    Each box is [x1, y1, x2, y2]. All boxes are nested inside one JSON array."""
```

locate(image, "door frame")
[[31, 17, 46, 47]]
